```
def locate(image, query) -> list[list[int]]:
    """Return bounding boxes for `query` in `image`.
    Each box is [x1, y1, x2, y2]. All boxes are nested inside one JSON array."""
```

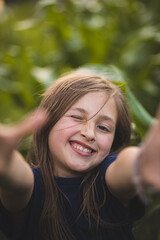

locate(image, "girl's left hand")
[[139, 106, 160, 190]]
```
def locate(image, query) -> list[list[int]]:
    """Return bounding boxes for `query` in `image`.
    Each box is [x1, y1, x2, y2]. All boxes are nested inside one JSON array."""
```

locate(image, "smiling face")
[[48, 91, 117, 177]]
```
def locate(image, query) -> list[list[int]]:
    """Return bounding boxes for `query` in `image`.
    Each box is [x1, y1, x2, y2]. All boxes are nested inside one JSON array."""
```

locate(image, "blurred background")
[[0, 0, 160, 239]]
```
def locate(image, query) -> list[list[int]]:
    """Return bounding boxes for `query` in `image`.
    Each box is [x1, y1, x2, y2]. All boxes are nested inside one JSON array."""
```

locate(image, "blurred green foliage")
[[0, 0, 159, 122], [0, 0, 160, 239]]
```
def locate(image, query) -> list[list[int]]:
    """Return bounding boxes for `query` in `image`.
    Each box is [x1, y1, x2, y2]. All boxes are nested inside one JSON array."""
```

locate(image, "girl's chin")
[[54, 165, 90, 178], [68, 164, 93, 174]]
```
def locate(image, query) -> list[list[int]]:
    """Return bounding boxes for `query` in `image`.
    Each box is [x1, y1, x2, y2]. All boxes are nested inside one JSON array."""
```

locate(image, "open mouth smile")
[[69, 141, 96, 155]]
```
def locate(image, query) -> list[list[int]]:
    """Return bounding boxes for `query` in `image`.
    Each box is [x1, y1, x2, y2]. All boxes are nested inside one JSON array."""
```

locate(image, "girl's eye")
[[71, 115, 83, 120], [97, 125, 110, 132]]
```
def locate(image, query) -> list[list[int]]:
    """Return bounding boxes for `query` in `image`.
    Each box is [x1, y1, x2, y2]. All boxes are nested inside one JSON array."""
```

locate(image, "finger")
[[12, 109, 48, 139], [0, 109, 48, 146]]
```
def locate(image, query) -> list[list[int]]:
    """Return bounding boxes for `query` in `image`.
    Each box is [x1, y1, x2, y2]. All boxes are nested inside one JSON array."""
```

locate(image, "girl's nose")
[[80, 121, 96, 142]]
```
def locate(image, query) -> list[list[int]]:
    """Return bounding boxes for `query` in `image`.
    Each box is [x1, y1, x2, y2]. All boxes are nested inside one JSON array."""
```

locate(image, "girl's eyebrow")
[[71, 107, 87, 114], [70, 107, 115, 125], [98, 115, 116, 126]]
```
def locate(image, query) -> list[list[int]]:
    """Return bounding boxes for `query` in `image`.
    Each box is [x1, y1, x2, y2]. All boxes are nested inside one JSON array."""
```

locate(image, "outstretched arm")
[[105, 106, 160, 204], [0, 110, 47, 212]]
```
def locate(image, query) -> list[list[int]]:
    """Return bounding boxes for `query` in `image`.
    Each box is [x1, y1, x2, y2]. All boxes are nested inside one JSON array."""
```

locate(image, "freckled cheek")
[[56, 131, 65, 142], [51, 127, 77, 144], [98, 136, 114, 154], [48, 131, 65, 156]]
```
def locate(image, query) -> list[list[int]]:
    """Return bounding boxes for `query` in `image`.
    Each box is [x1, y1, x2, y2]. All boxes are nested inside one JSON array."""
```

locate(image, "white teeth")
[[72, 143, 92, 153], [83, 148, 90, 153]]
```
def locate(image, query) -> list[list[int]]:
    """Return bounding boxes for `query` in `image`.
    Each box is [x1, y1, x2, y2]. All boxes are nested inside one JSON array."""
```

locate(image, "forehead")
[[72, 91, 111, 106]]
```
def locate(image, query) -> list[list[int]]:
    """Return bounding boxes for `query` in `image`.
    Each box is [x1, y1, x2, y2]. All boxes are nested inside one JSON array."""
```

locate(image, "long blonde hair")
[[28, 71, 131, 240]]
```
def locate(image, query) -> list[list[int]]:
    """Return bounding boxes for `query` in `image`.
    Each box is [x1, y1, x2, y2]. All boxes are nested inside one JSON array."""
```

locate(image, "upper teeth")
[[72, 143, 92, 153]]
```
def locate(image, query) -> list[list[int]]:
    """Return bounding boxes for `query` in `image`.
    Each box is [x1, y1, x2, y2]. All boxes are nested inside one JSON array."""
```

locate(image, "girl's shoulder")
[[31, 166, 42, 178], [100, 154, 118, 177], [30, 167, 45, 203]]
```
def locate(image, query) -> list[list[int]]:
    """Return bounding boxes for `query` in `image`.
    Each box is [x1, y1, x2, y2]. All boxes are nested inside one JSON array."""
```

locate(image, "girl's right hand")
[[0, 109, 47, 172]]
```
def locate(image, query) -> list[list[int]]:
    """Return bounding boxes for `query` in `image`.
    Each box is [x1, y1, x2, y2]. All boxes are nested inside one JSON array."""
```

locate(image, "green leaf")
[[126, 88, 153, 137]]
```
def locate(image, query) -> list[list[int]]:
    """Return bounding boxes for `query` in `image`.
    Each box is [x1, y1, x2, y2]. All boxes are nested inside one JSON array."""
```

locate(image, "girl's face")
[[48, 91, 117, 177]]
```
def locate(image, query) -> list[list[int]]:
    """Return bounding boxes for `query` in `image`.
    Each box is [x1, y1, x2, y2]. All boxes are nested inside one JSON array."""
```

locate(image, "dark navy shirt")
[[0, 154, 145, 240]]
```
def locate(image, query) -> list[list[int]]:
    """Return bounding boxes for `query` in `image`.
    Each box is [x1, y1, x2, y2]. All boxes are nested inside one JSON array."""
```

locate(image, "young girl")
[[0, 71, 160, 240]]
